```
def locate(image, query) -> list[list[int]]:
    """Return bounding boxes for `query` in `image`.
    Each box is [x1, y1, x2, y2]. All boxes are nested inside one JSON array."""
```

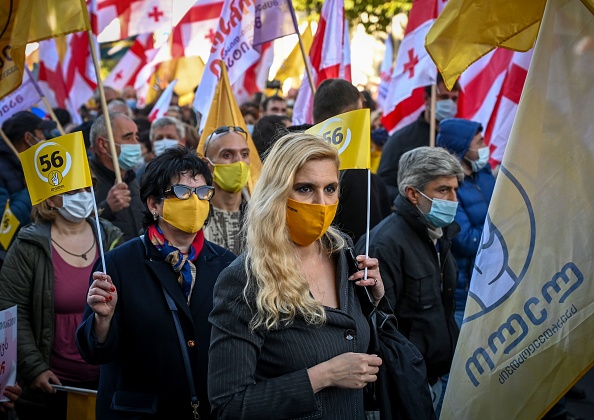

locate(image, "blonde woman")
[[208, 133, 385, 419]]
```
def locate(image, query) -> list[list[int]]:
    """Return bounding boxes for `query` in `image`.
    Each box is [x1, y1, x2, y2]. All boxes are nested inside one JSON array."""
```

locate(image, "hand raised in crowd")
[[308, 352, 382, 392], [0, 383, 22, 412], [106, 182, 131, 213], [32, 370, 61, 394], [348, 256, 385, 305], [87, 272, 118, 343]]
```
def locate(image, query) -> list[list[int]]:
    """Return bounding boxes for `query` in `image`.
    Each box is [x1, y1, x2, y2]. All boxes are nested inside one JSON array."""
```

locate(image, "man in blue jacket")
[[436, 118, 496, 327]]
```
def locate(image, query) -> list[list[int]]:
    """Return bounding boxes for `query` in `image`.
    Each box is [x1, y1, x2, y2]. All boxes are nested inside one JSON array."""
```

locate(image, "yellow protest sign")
[[19, 132, 92, 205], [306, 109, 371, 170], [0, 200, 20, 250]]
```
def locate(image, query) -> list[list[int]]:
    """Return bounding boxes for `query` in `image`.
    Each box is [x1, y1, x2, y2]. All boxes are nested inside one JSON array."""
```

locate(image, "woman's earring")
[[152, 212, 158, 221]]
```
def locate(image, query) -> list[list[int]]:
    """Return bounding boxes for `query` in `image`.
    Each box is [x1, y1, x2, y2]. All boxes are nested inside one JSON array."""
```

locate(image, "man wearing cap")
[[202, 126, 251, 255], [0, 112, 57, 255], [89, 112, 143, 241]]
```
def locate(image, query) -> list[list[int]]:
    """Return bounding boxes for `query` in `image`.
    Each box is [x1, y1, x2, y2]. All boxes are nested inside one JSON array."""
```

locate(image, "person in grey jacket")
[[0, 186, 123, 419], [208, 132, 385, 419]]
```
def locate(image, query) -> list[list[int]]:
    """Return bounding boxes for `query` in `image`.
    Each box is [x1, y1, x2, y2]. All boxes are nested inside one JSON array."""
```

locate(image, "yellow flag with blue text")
[[19, 132, 93, 205], [441, 1, 594, 419], [306, 109, 370, 170], [0, 200, 20, 250]]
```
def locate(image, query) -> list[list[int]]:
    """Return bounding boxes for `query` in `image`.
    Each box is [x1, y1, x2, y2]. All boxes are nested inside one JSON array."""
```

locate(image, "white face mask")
[[466, 146, 490, 172], [153, 138, 180, 156], [58, 191, 94, 223]]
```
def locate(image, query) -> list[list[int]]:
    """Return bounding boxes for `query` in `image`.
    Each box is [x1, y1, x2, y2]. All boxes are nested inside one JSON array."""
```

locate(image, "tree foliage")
[[293, 0, 412, 34]]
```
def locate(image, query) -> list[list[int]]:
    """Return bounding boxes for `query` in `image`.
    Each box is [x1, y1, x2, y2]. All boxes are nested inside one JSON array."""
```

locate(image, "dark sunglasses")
[[204, 126, 247, 155], [164, 184, 215, 201]]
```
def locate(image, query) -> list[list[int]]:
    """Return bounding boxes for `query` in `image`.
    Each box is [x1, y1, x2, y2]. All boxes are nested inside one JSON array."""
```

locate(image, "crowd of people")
[[0, 77, 580, 420]]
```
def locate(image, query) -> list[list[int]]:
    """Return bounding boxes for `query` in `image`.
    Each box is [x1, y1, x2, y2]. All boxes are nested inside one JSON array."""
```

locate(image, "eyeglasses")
[[204, 126, 247, 155], [164, 184, 215, 201]]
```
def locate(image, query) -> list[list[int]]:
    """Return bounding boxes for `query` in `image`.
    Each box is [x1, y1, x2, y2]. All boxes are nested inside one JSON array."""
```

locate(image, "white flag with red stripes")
[[381, 0, 447, 134], [148, 80, 178, 122], [62, 33, 98, 123], [104, 34, 155, 92], [376, 35, 394, 109], [483, 50, 533, 166], [233, 42, 274, 106], [38, 39, 72, 115], [292, 0, 350, 125]]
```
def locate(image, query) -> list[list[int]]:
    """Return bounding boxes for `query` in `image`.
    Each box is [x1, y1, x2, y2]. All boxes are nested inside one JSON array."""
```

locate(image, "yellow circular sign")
[[32, 142, 72, 187]]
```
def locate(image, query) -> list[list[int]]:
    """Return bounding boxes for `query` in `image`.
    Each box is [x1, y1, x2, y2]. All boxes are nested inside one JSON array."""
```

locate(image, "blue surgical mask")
[[435, 99, 457, 121], [465, 146, 490, 172], [246, 124, 255, 134], [126, 99, 138, 110], [117, 143, 142, 171], [153, 138, 180, 156], [416, 189, 458, 228]]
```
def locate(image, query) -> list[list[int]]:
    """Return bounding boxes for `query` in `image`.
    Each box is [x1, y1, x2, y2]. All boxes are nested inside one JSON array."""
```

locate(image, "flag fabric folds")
[[0, 0, 90, 98], [19, 132, 93, 205], [104, 34, 155, 92], [306, 109, 370, 170], [148, 80, 179, 122], [62, 33, 98, 123], [381, 0, 444, 134], [171, 0, 224, 61], [252, 0, 297, 45], [292, 0, 351, 125], [376, 35, 394, 109], [0, 71, 42, 125], [199, 62, 262, 193], [272, 23, 313, 89], [441, 1, 594, 418], [0, 200, 20, 251], [425, 0, 546, 90]]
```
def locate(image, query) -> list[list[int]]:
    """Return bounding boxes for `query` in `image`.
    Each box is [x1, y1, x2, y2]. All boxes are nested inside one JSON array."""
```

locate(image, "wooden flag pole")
[[87, 30, 122, 184], [0, 128, 20, 158], [429, 83, 437, 147], [24, 67, 66, 135], [289, 6, 315, 95]]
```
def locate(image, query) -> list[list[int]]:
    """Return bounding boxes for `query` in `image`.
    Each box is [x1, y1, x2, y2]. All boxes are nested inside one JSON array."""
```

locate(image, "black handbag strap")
[[162, 286, 200, 420]]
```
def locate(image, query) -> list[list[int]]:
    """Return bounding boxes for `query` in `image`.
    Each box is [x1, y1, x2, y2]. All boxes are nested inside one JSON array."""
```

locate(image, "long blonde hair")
[[244, 132, 346, 330]]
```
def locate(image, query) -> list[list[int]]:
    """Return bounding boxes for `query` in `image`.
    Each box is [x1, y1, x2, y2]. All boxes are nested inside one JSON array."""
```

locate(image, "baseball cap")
[[1, 111, 57, 142]]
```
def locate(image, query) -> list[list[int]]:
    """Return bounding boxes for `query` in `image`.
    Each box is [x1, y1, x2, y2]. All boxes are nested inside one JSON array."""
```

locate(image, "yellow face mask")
[[162, 195, 210, 233], [212, 161, 250, 193], [286, 198, 338, 246]]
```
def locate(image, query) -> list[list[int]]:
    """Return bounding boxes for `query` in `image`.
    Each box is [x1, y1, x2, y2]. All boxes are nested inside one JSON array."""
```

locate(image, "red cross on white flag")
[[171, 0, 224, 61], [104, 34, 155, 92]]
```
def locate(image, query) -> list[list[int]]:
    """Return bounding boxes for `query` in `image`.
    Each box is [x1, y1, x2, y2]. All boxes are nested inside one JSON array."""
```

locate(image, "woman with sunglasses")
[[76, 147, 236, 419], [208, 133, 385, 419], [0, 185, 123, 419]]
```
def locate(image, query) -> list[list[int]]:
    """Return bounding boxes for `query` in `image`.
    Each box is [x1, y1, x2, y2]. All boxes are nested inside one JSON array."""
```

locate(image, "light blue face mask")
[[246, 124, 255, 134], [435, 99, 458, 121], [153, 138, 180, 156], [416, 189, 458, 228], [117, 143, 142, 171], [465, 146, 490, 172]]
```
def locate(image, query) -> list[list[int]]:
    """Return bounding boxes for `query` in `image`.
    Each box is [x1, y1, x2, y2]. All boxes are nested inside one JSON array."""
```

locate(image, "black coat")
[[208, 250, 371, 419], [76, 234, 236, 419], [356, 195, 460, 379]]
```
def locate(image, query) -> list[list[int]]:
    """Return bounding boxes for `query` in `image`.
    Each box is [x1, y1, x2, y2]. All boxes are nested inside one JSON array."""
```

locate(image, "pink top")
[[51, 244, 100, 384]]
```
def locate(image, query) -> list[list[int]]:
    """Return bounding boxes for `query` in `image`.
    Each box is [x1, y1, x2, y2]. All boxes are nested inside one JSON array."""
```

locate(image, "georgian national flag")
[[104, 34, 155, 91], [233, 42, 274, 106], [376, 35, 394, 109], [381, 0, 444, 134], [292, 0, 351, 125], [171, 0, 224, 61], [95, 0, 195, 42], [148, 80, 178, 122], [483, 50, 533, 166], [62, 33, 98, 123]]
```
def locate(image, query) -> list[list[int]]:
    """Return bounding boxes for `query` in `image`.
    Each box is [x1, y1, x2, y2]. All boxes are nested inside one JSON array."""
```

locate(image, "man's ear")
[[405, 186, 419, 206]]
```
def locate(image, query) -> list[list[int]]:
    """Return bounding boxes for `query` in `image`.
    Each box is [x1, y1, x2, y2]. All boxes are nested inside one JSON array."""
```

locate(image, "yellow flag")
[[306, 109, 370, 170], [0, 200, 20, 250], [271, 23, 313, 91], [425, 0, 546, 90], [441, 1, 594, 418], [0, 0, 90, 98], [66, 392, 96, 420], [199, 62, 262, 193], [19, 132, 93, 205]]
